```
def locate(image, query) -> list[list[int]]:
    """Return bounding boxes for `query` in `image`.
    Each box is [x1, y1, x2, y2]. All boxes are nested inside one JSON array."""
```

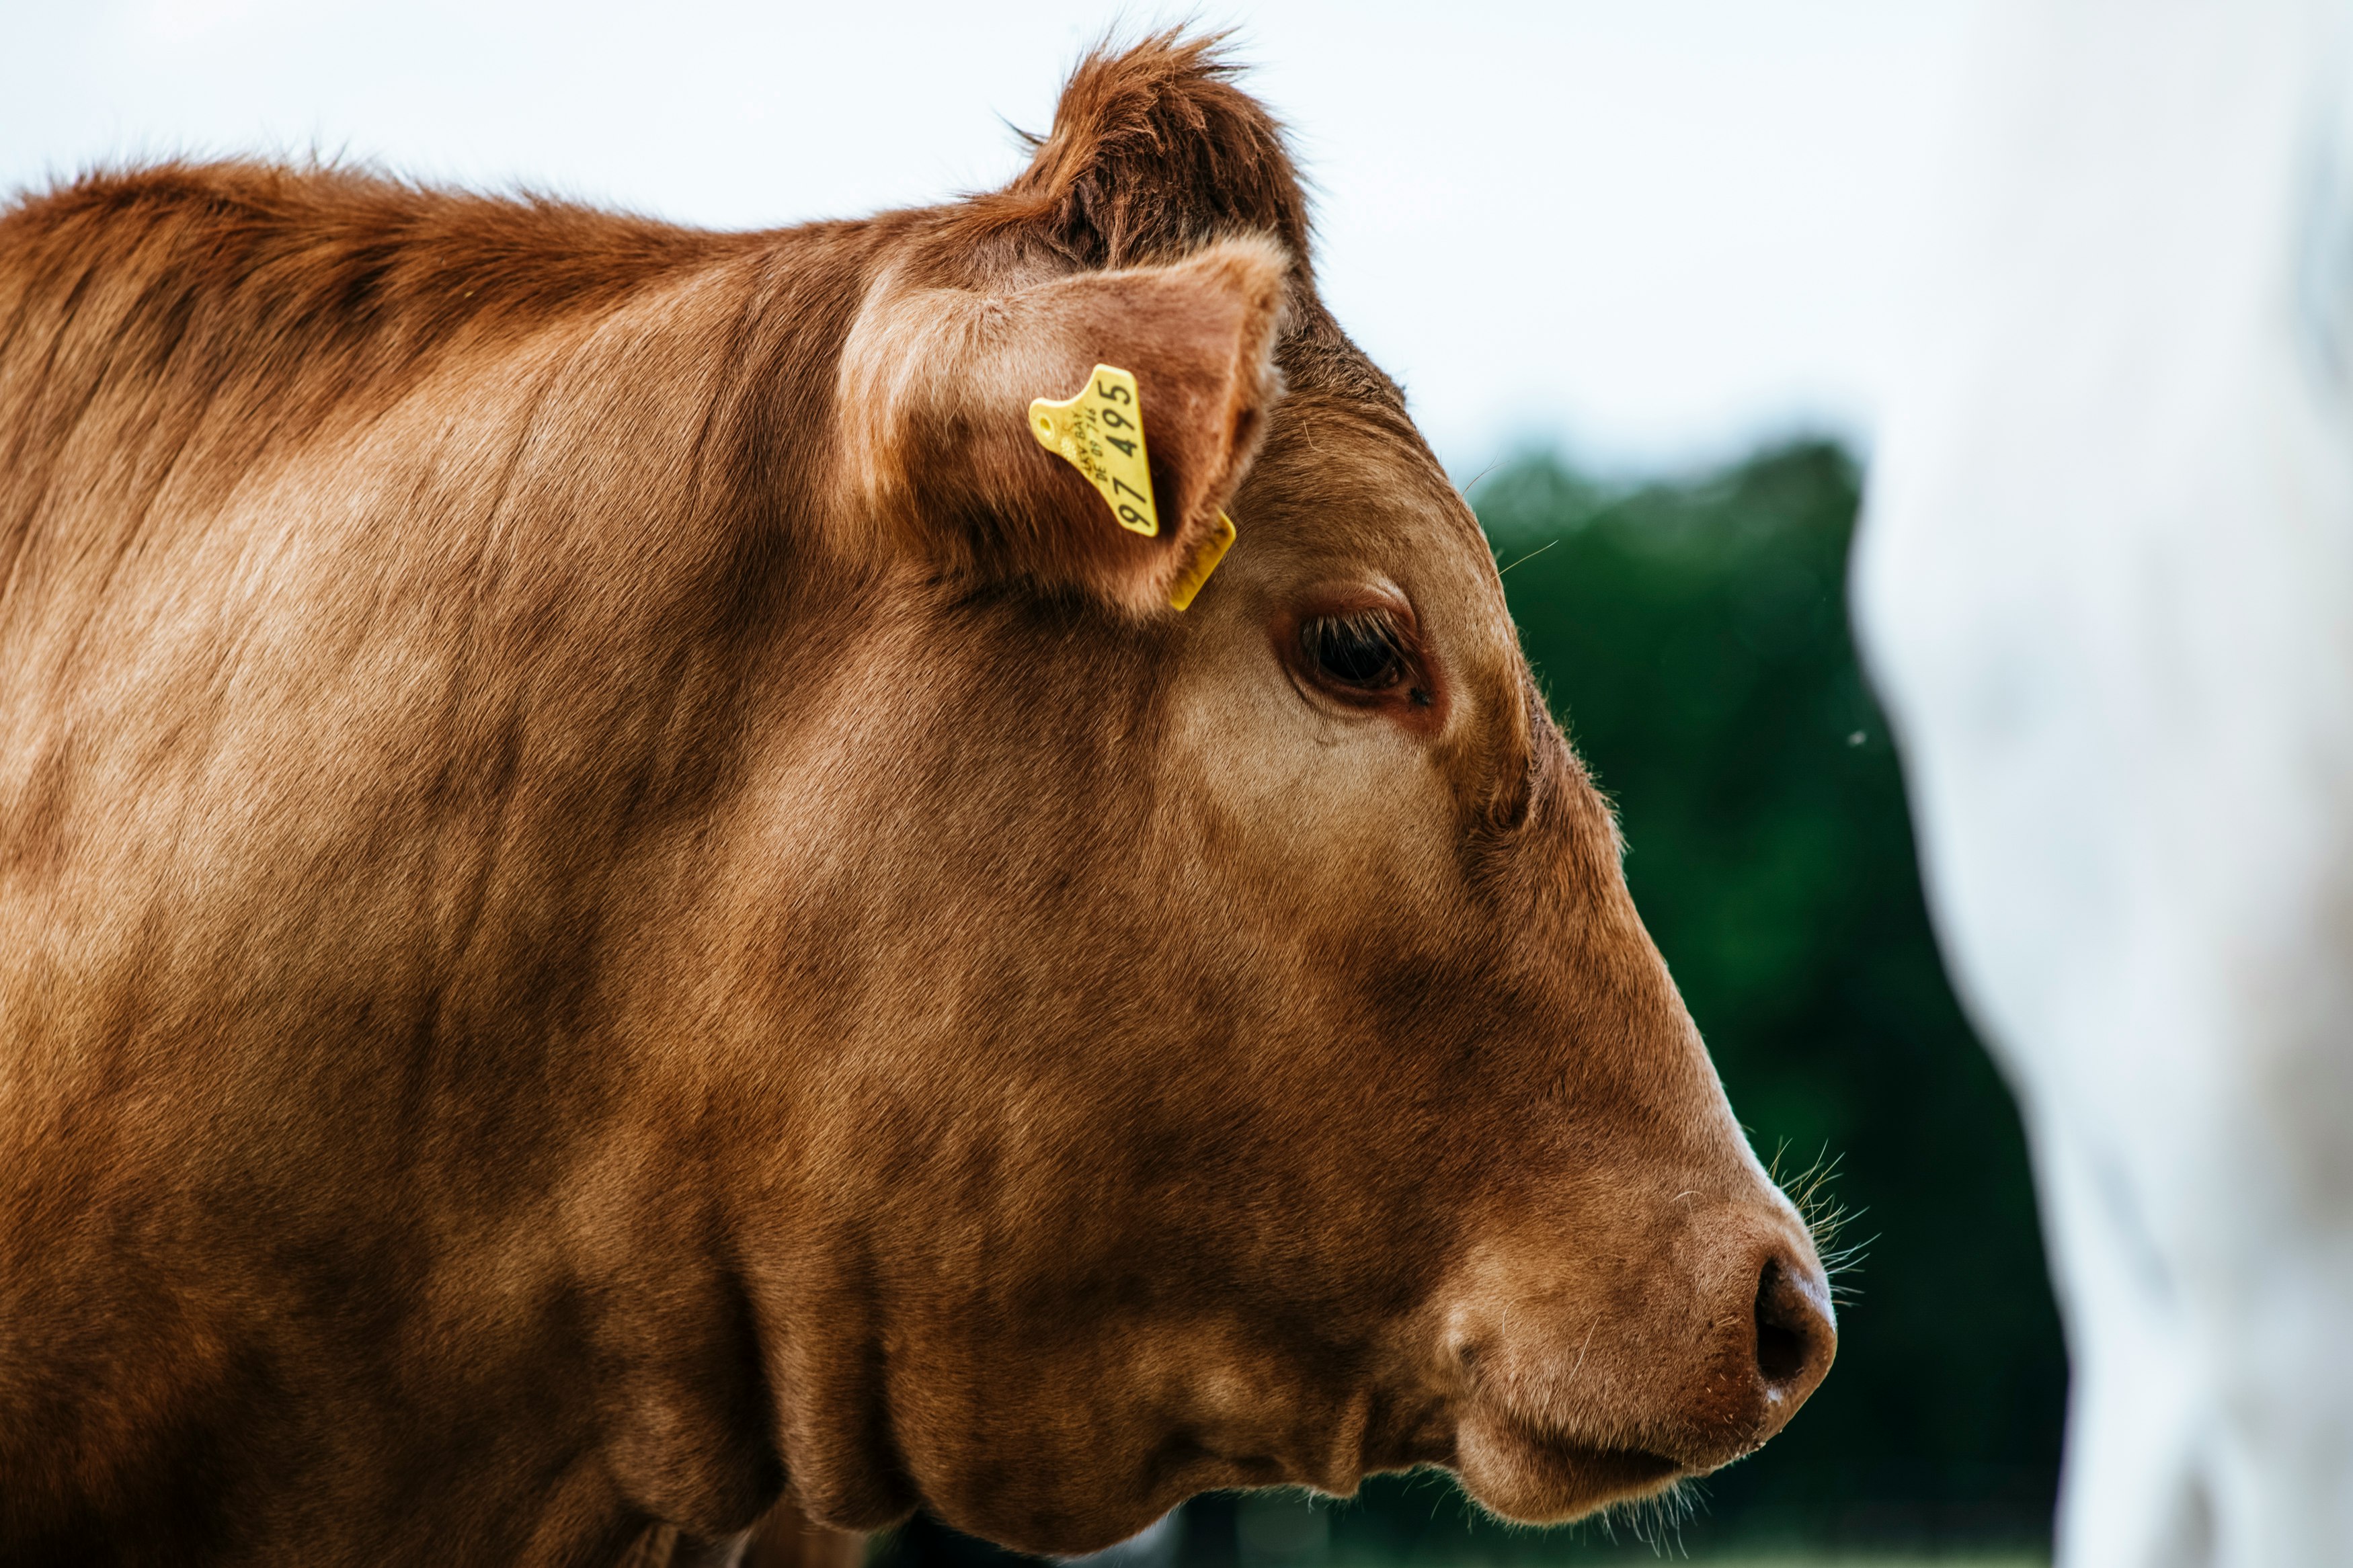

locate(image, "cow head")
[[686, 36, 1833, 1555]]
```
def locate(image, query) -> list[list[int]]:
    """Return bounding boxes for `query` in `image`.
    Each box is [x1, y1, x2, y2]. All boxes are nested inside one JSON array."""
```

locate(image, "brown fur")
[[0, 34, 1833, 1567]]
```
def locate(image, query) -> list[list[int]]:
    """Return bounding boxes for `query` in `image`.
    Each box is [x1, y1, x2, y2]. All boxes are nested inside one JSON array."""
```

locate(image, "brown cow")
[[0, 34, 1834, 1568]]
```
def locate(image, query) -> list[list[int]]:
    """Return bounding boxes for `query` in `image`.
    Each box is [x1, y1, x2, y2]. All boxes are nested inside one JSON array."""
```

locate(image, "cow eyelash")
[[1299, 611, 1434, 707], [1302, 612, 1406, 688]]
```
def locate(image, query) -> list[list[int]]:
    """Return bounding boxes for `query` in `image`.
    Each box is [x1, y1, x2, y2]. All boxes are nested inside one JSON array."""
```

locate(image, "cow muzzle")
[[1443, 1211, 1836, 1522]]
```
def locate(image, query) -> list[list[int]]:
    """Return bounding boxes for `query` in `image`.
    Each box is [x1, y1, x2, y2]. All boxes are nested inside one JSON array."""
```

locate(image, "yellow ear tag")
[[1030, 364, 1162, 537], [1166, 510, 1236, 612], [1028, 363, 1238, 610]]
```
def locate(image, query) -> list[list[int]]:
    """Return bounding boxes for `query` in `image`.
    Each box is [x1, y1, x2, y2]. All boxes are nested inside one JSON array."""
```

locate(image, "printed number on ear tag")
[[1029, 364, 1161, 538], [1029, 364, 1240, 610]]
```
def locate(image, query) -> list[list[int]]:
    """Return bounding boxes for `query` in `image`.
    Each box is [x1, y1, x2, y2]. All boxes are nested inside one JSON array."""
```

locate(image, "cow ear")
[[836, 235, 1287, 614]]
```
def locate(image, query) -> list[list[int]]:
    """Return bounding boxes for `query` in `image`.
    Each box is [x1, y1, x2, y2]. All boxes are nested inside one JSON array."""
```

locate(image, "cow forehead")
[[1236, 387, 1519, 666]]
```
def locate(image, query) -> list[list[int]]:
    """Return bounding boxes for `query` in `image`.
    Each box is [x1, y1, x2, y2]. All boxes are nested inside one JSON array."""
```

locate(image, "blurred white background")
[[0, 0, 1975, 474]]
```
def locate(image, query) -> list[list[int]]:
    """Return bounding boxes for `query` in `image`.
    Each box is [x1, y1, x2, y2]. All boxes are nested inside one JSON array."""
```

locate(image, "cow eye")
[[1301, 612, 1408, 690]]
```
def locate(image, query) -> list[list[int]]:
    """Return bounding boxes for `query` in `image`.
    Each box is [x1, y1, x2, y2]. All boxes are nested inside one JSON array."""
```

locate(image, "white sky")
[[0, 0, 1977, 475]]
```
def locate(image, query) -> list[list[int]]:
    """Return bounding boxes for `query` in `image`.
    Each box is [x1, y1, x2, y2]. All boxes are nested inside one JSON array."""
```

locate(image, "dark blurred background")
[[877, 441, 2066, 1565]]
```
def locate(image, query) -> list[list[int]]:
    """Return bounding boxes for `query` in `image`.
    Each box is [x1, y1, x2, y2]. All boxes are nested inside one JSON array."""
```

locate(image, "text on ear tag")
[[1029, 364, 1160, 538]]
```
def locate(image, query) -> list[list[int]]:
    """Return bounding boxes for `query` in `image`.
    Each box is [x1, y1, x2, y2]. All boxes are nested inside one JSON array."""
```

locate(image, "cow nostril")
[[1753, 1257, 1827, 1389]]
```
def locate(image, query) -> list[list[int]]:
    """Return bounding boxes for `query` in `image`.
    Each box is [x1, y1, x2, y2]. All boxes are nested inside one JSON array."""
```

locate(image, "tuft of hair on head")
[[999, 29, 1314, 278]]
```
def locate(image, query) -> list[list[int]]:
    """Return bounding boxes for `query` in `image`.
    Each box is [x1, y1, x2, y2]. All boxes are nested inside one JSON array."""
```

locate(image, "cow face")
[[734, 39, 1835, 1556]]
